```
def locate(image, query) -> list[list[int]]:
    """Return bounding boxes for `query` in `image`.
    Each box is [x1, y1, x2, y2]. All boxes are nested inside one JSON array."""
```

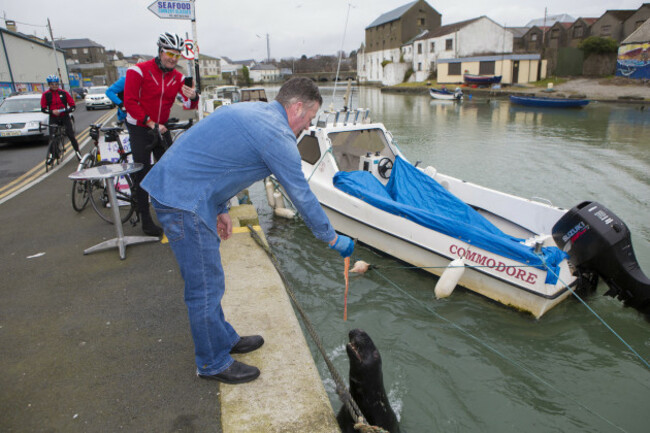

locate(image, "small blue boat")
[[509, 95, 590, 108]]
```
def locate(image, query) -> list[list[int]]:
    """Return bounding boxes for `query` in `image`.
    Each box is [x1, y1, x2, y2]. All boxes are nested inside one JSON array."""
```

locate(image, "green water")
[[252, 87, 650, 432]]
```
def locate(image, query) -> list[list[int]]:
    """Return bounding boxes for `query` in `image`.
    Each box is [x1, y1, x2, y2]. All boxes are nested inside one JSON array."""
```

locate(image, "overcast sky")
[[1, 1, 646, 60]]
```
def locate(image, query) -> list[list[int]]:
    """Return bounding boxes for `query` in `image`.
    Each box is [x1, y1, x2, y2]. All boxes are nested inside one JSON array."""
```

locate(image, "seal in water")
[[337, 328, 400, 433]]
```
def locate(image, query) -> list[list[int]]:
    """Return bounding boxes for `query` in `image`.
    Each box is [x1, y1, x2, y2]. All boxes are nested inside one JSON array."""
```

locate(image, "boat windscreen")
[[328, 129, 395, 172]]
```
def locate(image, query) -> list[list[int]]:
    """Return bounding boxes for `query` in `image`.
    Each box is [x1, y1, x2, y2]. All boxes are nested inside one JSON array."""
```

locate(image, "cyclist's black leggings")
[[49, 115, 79, 153], [126, 123, 172, 217]]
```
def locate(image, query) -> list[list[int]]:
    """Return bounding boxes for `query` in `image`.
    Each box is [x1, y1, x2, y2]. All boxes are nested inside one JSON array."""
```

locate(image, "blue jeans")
[[151, 198, 240, 375]]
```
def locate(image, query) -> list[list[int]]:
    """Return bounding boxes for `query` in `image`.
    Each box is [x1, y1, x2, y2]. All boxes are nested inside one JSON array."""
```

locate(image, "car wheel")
[[86, 106, 90, 111]]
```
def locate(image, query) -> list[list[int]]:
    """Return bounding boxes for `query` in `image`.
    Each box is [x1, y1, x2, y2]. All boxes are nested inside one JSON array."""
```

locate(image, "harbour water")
[[251, 86, 650, 432]]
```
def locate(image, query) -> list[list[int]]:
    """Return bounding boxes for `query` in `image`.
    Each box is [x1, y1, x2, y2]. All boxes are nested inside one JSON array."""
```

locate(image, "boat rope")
[[360, 253, 649, 369], [536, 253, 650, 370], [369, 263, 541, 271], [369, 266, 630, 433], [246, 225, 385, 432]]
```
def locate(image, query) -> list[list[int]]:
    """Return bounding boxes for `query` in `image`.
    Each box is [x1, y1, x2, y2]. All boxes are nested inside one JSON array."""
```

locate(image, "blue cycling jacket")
[[106, 76, 126, 121], [141, 100, 337, 243]]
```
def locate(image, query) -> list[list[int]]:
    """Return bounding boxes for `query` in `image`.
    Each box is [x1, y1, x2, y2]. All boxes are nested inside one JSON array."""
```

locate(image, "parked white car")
[[0, 92, 69, 143], [84, 86, 114, 110]]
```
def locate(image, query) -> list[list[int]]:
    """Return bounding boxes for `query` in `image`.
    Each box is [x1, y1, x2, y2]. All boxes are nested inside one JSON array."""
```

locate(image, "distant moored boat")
[[463, 74, 502, 85], [509, 95, 590, 108]]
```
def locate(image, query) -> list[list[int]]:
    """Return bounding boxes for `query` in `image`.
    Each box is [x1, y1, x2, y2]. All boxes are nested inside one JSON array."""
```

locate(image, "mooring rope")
[[246, 226, 379, 431], [369, 266, 630, 433], [535, 252, 650, 370], [354, 253, 649, 370]]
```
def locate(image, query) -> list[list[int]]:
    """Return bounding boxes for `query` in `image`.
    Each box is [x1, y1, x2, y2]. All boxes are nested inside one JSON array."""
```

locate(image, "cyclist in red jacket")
[[124, 32, 199, 236], [41, 74, 81, 161]]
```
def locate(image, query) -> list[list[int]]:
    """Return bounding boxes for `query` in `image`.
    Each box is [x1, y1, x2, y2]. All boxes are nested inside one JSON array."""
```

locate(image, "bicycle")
[[42, 123, 67, 172], [71, 123, 102, 212], [87, 118, 193, 225]]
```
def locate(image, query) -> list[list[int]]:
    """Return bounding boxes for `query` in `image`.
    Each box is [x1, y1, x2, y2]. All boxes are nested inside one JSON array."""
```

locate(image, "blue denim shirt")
[[141, 100, 337, 243]]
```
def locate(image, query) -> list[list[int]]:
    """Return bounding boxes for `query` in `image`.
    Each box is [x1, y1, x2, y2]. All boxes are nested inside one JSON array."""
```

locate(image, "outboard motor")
[[552, 201, 650, 314]]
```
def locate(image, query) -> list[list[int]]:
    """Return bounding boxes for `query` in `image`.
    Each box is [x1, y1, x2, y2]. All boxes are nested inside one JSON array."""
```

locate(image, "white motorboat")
[[267, 109, 650, 318], [429, 87, 463, 101]]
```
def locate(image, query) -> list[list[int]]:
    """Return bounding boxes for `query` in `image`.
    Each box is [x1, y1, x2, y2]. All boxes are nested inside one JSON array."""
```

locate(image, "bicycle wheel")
[[89, 163, 136, 224], [71, 155, 94, 212], [55, 136, 65, 165], [170, 128, 186, 144]]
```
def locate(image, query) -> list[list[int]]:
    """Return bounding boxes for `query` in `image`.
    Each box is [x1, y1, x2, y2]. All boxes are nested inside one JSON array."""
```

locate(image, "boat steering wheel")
[[377, 157, 393, 179]]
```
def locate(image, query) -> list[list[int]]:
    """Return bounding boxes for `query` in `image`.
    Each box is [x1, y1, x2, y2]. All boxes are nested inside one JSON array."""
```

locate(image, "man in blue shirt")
[[105, 76, 127, 123], [142, 78, 354, 384]]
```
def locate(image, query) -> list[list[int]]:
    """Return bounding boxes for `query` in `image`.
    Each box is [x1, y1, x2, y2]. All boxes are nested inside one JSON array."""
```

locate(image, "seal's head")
[[346, 329, 383, 386], [340, 328, 400, 433]]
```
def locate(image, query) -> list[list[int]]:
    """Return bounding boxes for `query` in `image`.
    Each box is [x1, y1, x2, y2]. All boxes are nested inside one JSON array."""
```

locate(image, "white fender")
[[273, 191, 285, 209], [434, 258, 465, 299], [265, 179, 275, 208], [274, 207, 296, 219]]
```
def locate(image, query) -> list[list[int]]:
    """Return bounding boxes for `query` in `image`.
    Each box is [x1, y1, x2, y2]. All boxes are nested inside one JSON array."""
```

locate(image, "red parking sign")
[[182, 39, 196, 60]]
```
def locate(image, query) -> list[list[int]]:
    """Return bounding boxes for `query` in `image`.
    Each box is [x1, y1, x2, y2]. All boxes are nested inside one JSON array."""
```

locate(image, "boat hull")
[[429, 89, 462, 100], [309, 174, 576, 319], [463, 74, 502, 85], [509, 95, 590, 108]]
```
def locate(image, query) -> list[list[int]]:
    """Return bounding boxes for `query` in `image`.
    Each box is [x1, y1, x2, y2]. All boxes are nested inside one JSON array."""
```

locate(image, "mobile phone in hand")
[[184, 76, 193, 87]]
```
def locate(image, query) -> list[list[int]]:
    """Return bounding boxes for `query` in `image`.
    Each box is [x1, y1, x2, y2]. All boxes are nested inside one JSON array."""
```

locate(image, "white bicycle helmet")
[[157, 32, 184, 51]]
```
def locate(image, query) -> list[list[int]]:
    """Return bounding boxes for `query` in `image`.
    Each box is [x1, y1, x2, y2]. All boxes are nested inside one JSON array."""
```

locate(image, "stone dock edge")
[[219, 206, 341, 433]]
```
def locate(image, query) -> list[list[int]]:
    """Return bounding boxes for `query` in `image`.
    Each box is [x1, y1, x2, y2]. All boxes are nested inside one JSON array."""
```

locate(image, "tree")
[[241, 65, 252, 86], [578, 37, 618, 56]]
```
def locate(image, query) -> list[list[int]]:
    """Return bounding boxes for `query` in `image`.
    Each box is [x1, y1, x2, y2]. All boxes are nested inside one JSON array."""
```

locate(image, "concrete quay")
[[0, 125, 341, 432]]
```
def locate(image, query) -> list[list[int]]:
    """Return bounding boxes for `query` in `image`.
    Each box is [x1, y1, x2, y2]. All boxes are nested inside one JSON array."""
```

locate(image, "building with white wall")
[[249, 64, 280, 83], [0, 26, 68, 98], [409, 16, 513, 82]]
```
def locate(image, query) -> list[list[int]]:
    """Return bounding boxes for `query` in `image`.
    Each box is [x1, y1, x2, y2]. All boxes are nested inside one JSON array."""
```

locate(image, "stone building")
[[358, 0, 441, 84], [55, 38, 117, 86], [590, 9, 636, 42]]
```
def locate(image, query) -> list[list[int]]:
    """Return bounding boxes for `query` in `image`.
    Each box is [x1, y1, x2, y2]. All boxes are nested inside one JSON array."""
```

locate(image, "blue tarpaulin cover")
[[333, 156, 567, 284]]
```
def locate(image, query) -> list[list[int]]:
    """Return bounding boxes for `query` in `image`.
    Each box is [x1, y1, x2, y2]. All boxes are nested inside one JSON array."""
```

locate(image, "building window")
[[551, 28, 559, 39], [418, 62, 422, 71], [71, 49, 77, 54], [83, 48, 88, 54], [573, 26, 583, 38], [448, 62, 461, 75], [479, 61, 495, 75], [531, 34, 537, 41], [418, 43, 422, 54], [601, 25, 611, 36], [446, 39, 453, 50], [418, 18, 425, 26], [430, 41, 435, 52]]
